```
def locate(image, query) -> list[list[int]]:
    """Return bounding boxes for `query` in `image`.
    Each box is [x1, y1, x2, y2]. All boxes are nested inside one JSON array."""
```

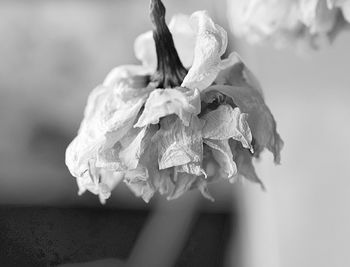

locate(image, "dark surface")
[[175, 212, 233, 267], [0, 207, 233, 267]]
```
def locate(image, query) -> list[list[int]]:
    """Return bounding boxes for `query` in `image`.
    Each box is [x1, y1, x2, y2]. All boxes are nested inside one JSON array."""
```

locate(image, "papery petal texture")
[[135, 87, 200, 127], [66, 8, 283, 204], [66, 66, 151, 182], [182, 11, 229, 91], [203, 139, 237, 180], [230, 141, 265, 189], [208, 56, 283, 163], [201, 104, 253, 151], [153, 115, 204, 176]]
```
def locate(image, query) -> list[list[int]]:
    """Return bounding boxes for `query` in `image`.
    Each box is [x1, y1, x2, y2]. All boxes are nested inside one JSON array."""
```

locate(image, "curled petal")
[[119, 126, 152, 169], [124, 166, 155, 203], [167, 172, 197, 200], [191, 178, 214, 202], [97, 126, 152, 171], [139, 137, 174, 196], [201, 104, 253, 151], [231, 141, 265, 189], [209, 57, 283, 163], [175, 164, 206, 177], [181, 11, 229, 91], [167, 171, 213, 201], [134, 88, 200, 127], [204, 139, 237, 179], [66, 134, 101, 178], [215, 52, 264, 96], [202, 145, 221, 179], [76, 164, 124, 204], [168, 14, 196, 68], [155, 169, 174, 196], [66, 71, 151, 180], [153, 115, 204, 173]]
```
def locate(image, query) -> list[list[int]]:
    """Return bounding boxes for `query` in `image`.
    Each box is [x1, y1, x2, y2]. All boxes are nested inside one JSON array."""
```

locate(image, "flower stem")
[[149, 0, 187, 88]]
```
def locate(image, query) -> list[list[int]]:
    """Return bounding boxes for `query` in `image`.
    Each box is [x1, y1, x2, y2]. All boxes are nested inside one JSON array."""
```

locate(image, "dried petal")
[[191, 178, 214, 201], [66, 68, 151, 180], [76, 163, 124, 204], [181, 11, 229, 91], [153, 115, 204, 174], [231, 141, 265, 189], [204, 139, 237, 179], [124, 166, 155, 203], [201, 105, 253, 151], [167, 172, 197, 200], [135, 88, 200, 127], [208, 57, 283, 163]]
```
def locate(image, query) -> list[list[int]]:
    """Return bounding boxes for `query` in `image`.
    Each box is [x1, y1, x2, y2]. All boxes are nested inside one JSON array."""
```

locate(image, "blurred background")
[[0, 0, 349, 266]]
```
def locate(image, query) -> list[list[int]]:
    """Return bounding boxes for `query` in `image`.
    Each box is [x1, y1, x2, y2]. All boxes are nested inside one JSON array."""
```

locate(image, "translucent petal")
[[201, 104, 253, 152], [124, 166, 155, 203], [96, 126, 151, 171], [204, 139, 238, 179], [139, 137, 174, 196], [119, 127, 149, 169], [153, 115, 204, 173], [191, 178, 214, 201], [167, 172, 197, 200], [231, 141, 265, 189], [168, 14, 196, 68], [66, 73, 151, 180], [167, 171, 213, 201], [134, 88, 200, 128], [215, 52, 264, 96], [75, 163, 124, 204], [209, 57, 283, 163], [181, 11, 229, 91]]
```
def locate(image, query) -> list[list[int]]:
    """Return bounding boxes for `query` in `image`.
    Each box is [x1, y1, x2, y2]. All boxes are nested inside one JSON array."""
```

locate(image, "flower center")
[[149, 0, 187, 88]]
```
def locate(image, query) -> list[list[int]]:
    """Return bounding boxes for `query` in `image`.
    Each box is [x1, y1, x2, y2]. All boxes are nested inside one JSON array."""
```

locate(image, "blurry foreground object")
[[65, 0, 283, 204], [227, 0, 350, 48]]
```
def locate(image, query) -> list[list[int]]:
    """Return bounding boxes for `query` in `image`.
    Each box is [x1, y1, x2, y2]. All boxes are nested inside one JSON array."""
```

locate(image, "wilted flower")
[[227, 0, 350, 48], [66, 0, 283, 203]]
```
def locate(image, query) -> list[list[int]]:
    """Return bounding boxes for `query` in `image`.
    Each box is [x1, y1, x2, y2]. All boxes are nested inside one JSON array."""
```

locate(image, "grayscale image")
[[0, 0, 349, 266]]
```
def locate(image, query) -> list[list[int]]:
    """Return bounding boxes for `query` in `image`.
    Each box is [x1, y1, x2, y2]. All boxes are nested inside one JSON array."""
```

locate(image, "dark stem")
[[149, 0, 187, 88]]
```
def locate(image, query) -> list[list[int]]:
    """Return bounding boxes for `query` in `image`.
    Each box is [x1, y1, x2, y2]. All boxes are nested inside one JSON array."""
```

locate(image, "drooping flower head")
[[65, 0, 283, 204], [227, 0, 350, 48]]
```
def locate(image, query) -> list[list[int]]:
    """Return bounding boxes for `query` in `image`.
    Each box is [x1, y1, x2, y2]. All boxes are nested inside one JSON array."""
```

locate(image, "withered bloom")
[[66, 0, 283, 203]]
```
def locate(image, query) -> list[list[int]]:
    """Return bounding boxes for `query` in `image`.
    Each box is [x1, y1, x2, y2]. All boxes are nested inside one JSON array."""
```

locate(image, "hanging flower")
[[66, 0, 283, 204], [227, 0, 350, 48]]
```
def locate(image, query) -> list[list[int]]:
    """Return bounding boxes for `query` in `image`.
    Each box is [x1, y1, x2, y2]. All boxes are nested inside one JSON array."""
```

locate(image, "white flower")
[[227, 0, 350, 48], [66, 9, 283, 203]]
